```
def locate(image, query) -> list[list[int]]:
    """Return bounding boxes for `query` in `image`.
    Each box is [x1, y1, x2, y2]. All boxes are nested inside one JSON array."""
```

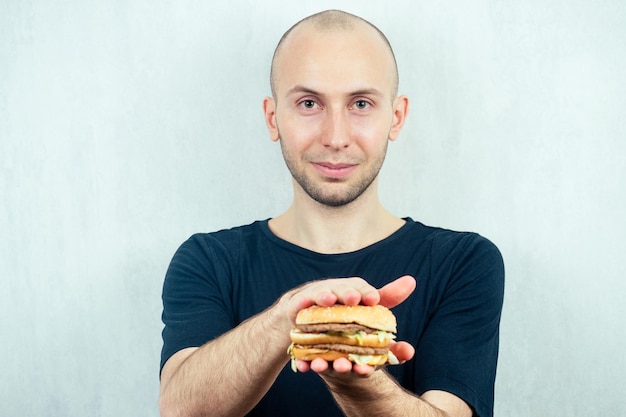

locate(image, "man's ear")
[[263, 97, 280, 142], [388, 95, 409, 141]]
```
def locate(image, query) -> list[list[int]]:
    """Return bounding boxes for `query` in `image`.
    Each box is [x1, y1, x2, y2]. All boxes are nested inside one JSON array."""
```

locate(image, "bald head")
[[270, 10, 399, 99]]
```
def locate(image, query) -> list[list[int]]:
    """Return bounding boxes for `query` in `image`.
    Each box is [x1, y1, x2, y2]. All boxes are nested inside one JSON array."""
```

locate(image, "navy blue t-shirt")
[[161, 218, 504, 417]]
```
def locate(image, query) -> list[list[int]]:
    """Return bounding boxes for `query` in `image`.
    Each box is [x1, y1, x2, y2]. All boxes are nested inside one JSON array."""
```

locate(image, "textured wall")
[[1, 1, 625, 415]]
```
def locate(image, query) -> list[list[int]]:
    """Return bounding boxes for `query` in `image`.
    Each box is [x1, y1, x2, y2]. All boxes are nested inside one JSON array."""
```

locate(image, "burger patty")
[[296, 323, 378, 333], [296, 343, 389, 355]]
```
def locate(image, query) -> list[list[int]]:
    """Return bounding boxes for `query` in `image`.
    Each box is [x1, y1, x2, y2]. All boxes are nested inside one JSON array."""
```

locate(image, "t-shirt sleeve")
[[415, 233, 505, 417], [160, 234, 236, 374]]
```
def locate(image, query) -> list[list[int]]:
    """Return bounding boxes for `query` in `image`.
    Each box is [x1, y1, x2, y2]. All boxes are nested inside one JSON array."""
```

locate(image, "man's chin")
[[290, 168, 380, 208], [304, 188, 362, 207]]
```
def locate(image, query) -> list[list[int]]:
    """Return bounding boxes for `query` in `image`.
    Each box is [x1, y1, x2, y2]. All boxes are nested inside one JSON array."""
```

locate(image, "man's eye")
[[354, 100, 370, 110], [301, 100, 317, 109]]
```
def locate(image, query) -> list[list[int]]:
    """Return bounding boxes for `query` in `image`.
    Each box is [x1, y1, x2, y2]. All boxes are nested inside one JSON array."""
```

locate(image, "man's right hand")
[[278, 274, 416, 325]]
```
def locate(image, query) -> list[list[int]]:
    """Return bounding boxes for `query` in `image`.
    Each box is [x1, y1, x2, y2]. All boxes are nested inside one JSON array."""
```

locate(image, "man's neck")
[[268, 185, 404, 254]]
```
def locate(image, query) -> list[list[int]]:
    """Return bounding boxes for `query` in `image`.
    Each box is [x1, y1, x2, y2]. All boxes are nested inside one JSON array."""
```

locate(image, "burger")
[[288, 304, 398, 369]]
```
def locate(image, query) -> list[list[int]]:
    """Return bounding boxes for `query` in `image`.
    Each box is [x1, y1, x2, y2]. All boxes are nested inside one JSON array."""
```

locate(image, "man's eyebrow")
[[349, 88, 385, 97], [286, 85, 321, 96], [285, 85, 385, 97]]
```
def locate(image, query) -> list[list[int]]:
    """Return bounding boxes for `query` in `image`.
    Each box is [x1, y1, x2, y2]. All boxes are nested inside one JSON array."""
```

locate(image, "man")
[[159, 9, 504, 417]]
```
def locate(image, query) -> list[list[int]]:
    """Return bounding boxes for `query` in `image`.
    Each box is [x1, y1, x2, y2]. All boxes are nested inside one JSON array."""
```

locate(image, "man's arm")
[[293, 275, 471, 417], [159, 301, 290, 417], [159, 276, 416, 417], [320, 366, 472, 417]]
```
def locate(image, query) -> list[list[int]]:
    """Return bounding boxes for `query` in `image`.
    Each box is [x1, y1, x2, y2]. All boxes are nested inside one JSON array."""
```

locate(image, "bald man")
[[159, 10, 504, 417]]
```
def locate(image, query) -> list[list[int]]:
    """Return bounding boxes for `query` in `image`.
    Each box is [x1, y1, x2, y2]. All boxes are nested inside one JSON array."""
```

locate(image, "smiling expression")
[[264, 17, 408, 207]]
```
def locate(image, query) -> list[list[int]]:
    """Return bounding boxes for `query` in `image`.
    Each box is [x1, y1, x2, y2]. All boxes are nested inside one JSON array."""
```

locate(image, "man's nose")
[[320, 110, 351, 149]]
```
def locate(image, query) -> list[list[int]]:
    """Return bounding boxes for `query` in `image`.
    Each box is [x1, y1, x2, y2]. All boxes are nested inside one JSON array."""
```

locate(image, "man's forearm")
[[324, 370, 452, 417], [159, 305, 290, 417]]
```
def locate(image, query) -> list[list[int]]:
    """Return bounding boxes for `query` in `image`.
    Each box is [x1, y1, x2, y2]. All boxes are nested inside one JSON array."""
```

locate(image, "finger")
[[378, 275, 416, 308], [301, 278, 377, 307], [356, 283, 380, 306], [351, 363, 376, 377], [284, 293, 314, 325], [310, 358, 330, 373], [332, 288, 361, 306], [286, 283, 335, 322], [389, 341, 415, 363], [295, 359, 312, 373], [331, 357, 353, 373], [291, 292, 315, 311], [324, 278, 375, 306], [313, 290, 339, 307]]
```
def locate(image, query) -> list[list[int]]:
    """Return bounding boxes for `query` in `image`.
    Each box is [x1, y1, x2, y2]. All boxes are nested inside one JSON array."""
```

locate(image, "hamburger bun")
[[288, 305, 398, 368], [295, 304, 397, 333]]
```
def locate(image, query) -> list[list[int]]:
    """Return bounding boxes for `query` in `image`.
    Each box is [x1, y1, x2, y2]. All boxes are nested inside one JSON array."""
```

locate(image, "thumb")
[[378, 275, 416, 308]]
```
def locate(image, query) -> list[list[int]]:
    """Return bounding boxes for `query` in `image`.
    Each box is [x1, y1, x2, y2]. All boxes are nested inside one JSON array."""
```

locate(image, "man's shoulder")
[[209, 219, 267, 238], [174, 219, 269, 258], [404, 218, 501, 258], [403, 217, 479, 241], [189, 219, 268, 242]]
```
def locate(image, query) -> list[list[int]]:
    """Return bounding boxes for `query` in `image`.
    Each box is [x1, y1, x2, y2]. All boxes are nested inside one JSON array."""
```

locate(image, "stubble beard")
[[278, 138, 388, 208]]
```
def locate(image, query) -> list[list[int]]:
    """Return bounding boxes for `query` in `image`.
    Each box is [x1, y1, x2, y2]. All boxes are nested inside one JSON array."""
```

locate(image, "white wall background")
[[1, 1, 625, 416]]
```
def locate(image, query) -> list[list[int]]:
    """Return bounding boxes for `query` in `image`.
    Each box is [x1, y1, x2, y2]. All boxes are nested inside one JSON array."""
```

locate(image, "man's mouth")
[[312, 162, 358, 179]]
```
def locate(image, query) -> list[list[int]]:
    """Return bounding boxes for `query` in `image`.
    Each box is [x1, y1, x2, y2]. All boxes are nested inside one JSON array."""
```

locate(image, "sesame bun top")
[[295, 304, 397, 333]]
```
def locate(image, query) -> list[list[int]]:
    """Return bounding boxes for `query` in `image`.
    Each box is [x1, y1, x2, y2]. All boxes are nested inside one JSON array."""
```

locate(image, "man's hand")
[[287, 275, 417, 376], [295, 340, 416, 376], [283, 274, 415, 320]]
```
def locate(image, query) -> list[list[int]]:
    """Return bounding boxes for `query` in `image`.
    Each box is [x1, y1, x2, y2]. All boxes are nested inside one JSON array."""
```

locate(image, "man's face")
[[265, 23, 407, 207]]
